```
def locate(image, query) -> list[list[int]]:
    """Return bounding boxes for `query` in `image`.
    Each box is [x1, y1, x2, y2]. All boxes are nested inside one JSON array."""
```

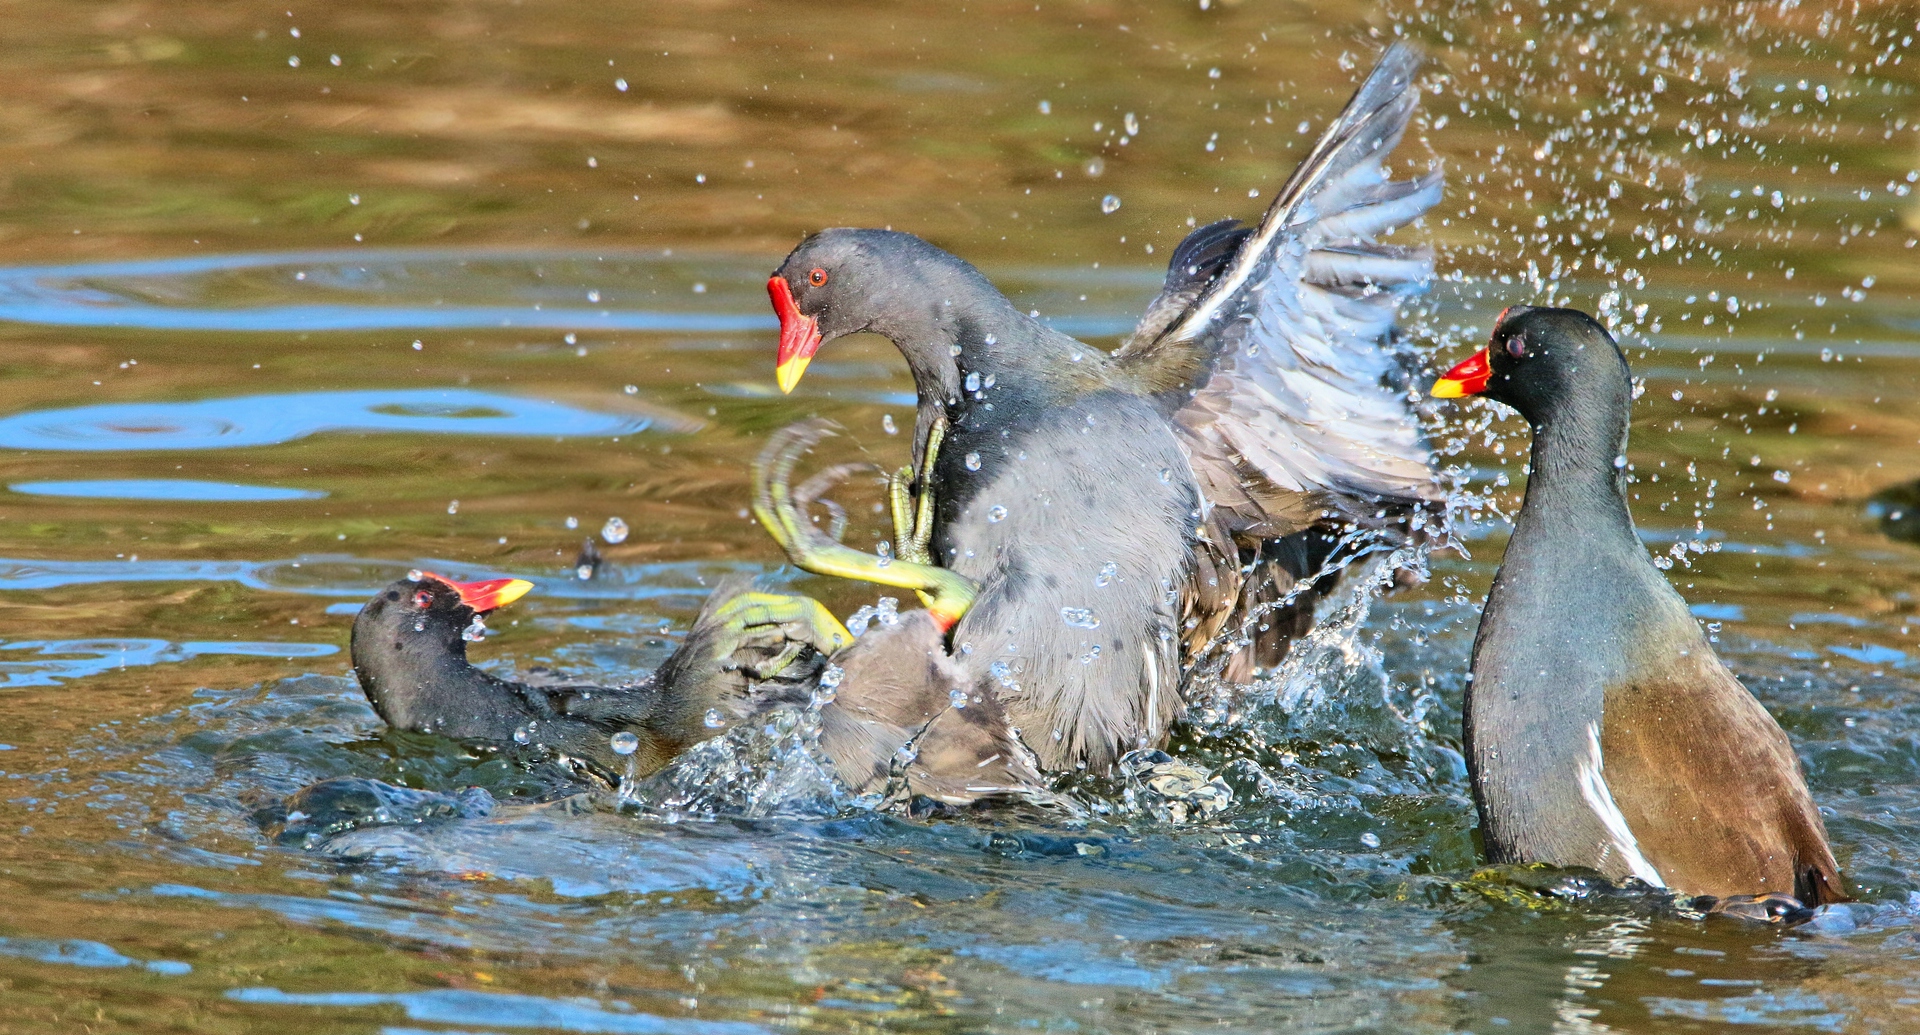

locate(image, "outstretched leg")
[[753, 420, 976, 631]]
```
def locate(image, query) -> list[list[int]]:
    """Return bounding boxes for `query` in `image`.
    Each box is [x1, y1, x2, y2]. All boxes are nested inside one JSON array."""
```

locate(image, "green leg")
[[888, 415, 945, 565], [753, 420, 977, 630]]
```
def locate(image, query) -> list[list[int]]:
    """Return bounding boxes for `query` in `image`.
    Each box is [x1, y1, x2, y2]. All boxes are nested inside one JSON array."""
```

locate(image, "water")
[[1, 1, 1918, 1031]]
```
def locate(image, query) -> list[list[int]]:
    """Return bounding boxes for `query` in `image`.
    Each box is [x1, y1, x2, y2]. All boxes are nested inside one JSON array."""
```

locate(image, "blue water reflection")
[[0, 249, 777, 333], [11, 479, 326, 501], [0, 248, 1138, 337], [0, 639, 339, 688], [0, 389, 650, 451], [0, 936, 191, 975], [0, 553, 761, 603], [227, 986, 768, 1034]]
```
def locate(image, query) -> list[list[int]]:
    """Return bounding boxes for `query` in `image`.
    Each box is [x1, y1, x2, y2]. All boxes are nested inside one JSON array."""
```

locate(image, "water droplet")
[[610, 731, 639, 755], [1095, 562, 1118, 588], [1084, 157, 1105, 177], [1080, 644, 1102, 664], [565, 516, 578, 529], [987, 504, 1008, 523], [1101, 194, 1122, 214], [587, 290, 602, 303], [819, 664, 844, 689], [406, 569, 424, 582], [513, 726, 532, 745], [1613, 455, 1628, 469], [882, 413, 898, 435], [446, 499, 459, 515], [1123, 111, 1139, 136], [1158, 468, 1172, 484], [602, 517, 629, 544], [413, 619, 425, 633], [984, 334, 997, 347], [347, 193, 361, 206], [1061, 607, 1100, 629], [846, 606, 874, 637], [703, 708, 725, 729], [1037, 99, 1051, 114], [461, 615, 487, 642], [1360, 832, 1381, 849], [949, 687, 969, 709], [412, 339, 424, 351], [615, 77, 629, 92], [964, 452, 982, 471], [965, 371, 981, 392], [623, 384, 638, 395]]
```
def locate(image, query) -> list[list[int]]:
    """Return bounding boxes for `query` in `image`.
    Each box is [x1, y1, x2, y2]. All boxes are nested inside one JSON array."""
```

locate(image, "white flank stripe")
[[1575, 722, 1666, 888]]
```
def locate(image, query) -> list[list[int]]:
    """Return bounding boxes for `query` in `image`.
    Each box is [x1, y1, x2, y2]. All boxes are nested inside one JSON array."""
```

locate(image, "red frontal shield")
[[1431, 348, 1493, 398], [768, 276, 823, 393]]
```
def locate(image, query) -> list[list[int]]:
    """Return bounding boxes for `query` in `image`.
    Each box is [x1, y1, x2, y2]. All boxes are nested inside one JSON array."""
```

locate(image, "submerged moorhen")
[[1431, 306, 1846, 906], [351, 566, 1045, 805], [759, 42, 1443, 774], [351, 570, 844, 780]]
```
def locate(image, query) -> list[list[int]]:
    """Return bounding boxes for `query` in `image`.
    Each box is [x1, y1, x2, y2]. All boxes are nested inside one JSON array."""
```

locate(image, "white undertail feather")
[[1576, 722, 1665, 887]]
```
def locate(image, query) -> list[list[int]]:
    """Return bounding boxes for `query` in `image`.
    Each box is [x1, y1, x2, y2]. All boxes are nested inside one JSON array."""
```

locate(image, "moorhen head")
[[757, 43, 1445, 775], [351, 571, 533, 739], [1432, 306, 1846, 908]]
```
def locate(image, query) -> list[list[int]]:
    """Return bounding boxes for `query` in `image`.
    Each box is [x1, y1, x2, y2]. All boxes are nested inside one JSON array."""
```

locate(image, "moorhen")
[[758, 42, 1443, 774], [1431, 305, 1846, 906], [350, 564, 1045, 805]]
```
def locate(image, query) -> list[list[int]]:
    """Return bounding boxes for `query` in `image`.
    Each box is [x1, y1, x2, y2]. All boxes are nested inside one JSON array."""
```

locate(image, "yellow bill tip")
[[775, 355, 810, 394], [1430, 378, 1467, 399], [493, 579, 535, 608]]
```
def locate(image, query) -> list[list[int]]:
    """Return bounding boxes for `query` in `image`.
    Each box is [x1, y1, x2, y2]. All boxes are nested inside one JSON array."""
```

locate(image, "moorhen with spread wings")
[[1431, 306, 1846, 907], [757, 42, 1443, 775]]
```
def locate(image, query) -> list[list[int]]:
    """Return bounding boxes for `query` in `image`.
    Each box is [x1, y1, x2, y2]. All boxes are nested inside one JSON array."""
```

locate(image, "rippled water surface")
[[3, 1, 1920, 1032]]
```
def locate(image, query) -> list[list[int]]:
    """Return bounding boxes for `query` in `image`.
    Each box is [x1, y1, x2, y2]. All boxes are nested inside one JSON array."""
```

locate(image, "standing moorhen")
[[757, 42, 1443, 774], [1431, 305, 1846, 908], [351, 566, 1045, 805]]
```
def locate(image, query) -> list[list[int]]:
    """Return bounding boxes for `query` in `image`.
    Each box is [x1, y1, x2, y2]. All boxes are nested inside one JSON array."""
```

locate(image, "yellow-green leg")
[[888, 415, 944, 565], [753, 420, 976, 630]]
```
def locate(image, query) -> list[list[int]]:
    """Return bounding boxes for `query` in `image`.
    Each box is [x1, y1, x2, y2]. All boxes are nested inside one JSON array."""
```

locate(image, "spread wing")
[[1115, 40, 1443, 537], [1111, 42, 1444, 679]]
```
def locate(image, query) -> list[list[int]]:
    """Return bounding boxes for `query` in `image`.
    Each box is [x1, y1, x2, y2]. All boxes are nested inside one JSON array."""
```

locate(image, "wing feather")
[[1123, 41, 1443, 525], [1114, 42, 1445, 678]]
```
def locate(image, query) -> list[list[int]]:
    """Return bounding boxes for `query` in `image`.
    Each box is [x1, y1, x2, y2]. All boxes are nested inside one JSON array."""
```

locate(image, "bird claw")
[[752, 419, 978, 629], [708, 590, 855, 678]]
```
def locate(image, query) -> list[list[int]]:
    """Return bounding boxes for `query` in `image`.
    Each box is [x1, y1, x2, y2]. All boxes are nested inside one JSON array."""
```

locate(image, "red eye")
[[1505, 335, 1526, 358], [808, 267, 829, 287], [412, 591, 435, 609]]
